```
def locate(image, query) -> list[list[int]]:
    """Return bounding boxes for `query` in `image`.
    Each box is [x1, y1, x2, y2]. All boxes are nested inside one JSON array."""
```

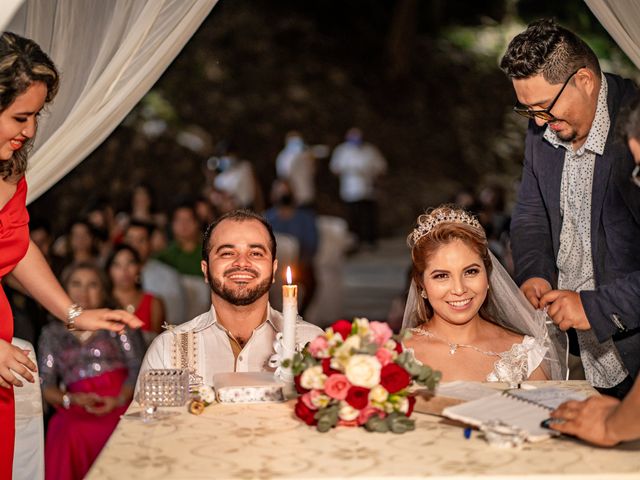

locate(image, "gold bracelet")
[[66, 303, 84, 331]]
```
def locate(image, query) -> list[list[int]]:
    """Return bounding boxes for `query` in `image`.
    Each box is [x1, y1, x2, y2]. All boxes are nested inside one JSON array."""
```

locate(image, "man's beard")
[[208, 267, 272, 306]]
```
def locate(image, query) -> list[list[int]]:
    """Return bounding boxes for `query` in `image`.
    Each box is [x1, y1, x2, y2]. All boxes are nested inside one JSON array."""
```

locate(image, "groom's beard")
[[207, 267, 272, 306]]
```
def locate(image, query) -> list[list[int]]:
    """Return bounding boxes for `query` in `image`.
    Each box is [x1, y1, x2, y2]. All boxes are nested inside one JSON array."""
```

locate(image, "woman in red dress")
[[0, 32, 141, 478], [107, 244, 165, 345]]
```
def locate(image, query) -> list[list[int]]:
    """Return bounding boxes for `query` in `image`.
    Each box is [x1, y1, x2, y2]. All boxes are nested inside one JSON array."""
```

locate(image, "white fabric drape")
[[584, 0, 640, 70], [0, 0, 25, 32], [5, 0, 218, 203]]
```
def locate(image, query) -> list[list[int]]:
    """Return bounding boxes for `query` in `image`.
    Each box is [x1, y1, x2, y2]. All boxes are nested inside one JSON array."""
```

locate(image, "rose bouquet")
[[285, 318, 440, 433]]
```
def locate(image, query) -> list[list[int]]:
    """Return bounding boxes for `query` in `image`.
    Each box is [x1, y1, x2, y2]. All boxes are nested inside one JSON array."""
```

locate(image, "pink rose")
[[308, 336, 329, 357], [369, 321, 393, 346], [323, 373, 351, 400], [357, 406, 386, 425], [375, 347, 393, 366], [301, 391, 318, 410]]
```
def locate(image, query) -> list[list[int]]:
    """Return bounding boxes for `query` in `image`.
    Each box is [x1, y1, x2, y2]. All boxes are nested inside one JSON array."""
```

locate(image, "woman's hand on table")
[[0, 339, 35, 388], [74, 308, 143, 333]]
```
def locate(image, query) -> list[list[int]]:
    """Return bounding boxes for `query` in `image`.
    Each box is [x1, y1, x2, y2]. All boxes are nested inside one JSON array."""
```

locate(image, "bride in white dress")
[[402, 205, 567, 383]]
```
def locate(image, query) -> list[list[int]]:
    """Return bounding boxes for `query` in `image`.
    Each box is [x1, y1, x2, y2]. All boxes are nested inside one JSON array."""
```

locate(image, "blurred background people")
[[52, 220, 102, 276], [106, 244, 165, 345], [276, 130, 316, 208], [156, 202, 210, 318], [330, 127, 387, 250], [124, 220, 187, 325], [39, 262, 142, 480], [209, 140, 262, 211], [265, 179, 318, 313]]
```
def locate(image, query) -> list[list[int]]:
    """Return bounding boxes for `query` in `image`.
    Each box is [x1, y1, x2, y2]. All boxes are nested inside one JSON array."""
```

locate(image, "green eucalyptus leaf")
[[387, 412, 416, 433], [364, 415, 389, 433]]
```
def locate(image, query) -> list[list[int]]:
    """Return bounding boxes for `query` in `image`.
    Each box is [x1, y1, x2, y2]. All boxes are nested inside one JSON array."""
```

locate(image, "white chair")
[[12, 337, 44, 480], [304, 216, 352, 328], [180, 274, 212, 320]]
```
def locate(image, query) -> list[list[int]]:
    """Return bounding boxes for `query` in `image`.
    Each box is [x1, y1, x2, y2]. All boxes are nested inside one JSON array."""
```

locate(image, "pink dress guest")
[[39, 324, 142, 480]]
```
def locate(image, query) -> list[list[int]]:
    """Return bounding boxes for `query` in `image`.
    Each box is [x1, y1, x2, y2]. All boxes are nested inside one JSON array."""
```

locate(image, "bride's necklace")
[[412, 327, 501, 357]]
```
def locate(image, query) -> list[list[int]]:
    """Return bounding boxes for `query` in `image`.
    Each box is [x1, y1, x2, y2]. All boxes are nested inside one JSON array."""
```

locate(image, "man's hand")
[[520, 277, 552, 309], [540, 290, 590, 330], [549, 395, 621, 447]]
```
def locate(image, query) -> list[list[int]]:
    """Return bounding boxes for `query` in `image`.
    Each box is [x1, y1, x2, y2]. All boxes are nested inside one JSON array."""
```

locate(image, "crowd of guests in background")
[[5, 124, 400, 478]]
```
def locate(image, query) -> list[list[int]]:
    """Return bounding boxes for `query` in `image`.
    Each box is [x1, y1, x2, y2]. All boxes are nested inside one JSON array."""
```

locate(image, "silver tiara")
[[408, 207, 482, 247]]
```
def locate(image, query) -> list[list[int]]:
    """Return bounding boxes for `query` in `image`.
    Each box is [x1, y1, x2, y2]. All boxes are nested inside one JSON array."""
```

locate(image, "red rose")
[[380, 363, 411, 393], [345, 386, 370, 410], [394, 341, 403, 354], [294, 398, 317, 426], [322, 358, 340, 376], [331, 319, 353, 340], [294, 374, 309, 395], [406, 395, 416, 417]]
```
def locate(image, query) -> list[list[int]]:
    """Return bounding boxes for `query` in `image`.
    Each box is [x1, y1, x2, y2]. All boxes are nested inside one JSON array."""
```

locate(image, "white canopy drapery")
[[0, 0, 24, 32], [584, 0, 640, 70], [5, 0, 218, 203]]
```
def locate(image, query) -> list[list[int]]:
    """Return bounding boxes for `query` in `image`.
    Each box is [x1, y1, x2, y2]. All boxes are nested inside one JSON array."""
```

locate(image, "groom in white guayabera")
[[136, 210, 322, 391]]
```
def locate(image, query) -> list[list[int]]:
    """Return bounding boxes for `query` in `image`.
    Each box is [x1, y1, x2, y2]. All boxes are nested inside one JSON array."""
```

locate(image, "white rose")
[[397, 396, 410, 414], [369, 385, 388, 403], [300, 365, 327, 390], [342, 334, 361, 351], [312, 393, 331, 409], [333, 335, 363, 370], [198, 385, 216, 404], [338, 402, 360, 421], [345, 354, 381, 388], [354, 317, 370, 336]]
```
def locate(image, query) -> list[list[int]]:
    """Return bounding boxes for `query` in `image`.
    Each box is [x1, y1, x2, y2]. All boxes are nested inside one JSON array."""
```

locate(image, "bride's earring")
[[420, 290, 428, 299]]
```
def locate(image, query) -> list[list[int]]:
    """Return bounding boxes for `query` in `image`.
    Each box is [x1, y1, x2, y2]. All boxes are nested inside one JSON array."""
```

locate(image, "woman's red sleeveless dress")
[[0, 177, 30, 478]]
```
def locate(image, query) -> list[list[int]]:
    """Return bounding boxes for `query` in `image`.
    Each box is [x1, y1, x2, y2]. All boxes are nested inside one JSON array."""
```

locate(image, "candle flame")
[[286, 266, 292, 285]]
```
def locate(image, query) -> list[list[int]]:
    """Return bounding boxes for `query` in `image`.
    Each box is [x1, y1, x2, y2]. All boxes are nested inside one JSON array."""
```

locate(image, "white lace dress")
[[485, 335, 547, 383], [408, 329, 548, 383]]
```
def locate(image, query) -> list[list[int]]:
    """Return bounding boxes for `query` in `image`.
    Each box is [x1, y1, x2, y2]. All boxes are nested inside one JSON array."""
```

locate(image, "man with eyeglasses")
[[500, 19, 640, 399], [547, 99, 640, 447]]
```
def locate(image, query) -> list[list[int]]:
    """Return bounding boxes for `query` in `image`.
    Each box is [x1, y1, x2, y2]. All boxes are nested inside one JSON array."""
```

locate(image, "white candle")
[[282, 266, 297, 356]]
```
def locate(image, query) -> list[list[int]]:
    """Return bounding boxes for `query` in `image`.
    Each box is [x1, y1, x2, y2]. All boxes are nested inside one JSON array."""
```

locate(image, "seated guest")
[[403, 205, 566, 382], [548, 98, 640, 446], [156, 201, 210, 318], [264, 179, 319, 313], [107, 244, 165, 345], [125, 220, 187, 325], [137, 210, 323, 388], [156, 202, 203, 277], [53, 219, 102, 277], [39, 262, 143, 480]]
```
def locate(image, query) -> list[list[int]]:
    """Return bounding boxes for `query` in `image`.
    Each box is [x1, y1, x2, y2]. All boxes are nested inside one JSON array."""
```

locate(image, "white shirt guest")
[[136, 210, 322, 390]]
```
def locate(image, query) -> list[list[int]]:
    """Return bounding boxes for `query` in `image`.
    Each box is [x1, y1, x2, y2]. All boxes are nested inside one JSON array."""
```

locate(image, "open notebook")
[[441, 387, 587, 442]]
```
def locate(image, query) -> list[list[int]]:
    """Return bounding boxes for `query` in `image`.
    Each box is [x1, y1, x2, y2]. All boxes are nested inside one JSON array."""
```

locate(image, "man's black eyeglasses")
[[513, 67, 584, 121]]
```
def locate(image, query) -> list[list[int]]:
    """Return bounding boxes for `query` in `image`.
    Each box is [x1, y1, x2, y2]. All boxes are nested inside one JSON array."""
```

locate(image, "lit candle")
[[282, 266, 297, 356]]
